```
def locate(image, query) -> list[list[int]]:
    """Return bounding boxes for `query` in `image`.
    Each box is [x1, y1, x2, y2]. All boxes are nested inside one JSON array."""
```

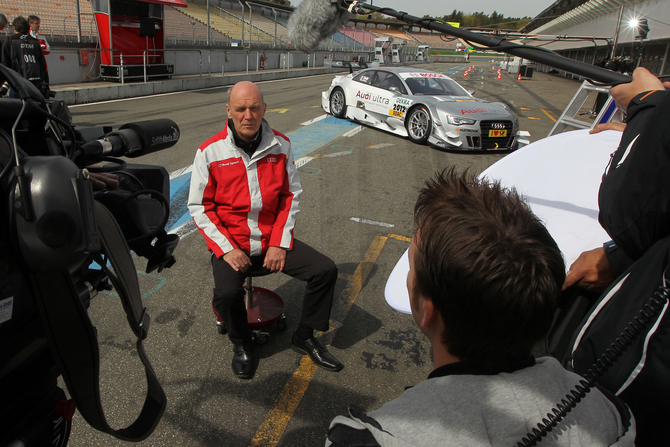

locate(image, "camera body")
[[0, 66, 178, 446]]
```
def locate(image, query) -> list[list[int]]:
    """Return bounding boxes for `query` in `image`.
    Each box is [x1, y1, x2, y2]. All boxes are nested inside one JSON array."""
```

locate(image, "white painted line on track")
[[295, 157, 314, 168], [170, 165, 193, 179], [300, 114, 327, 126], [343, 126, 363, 137], [170, 220, 197, 237], [350, 217, 394, 228]]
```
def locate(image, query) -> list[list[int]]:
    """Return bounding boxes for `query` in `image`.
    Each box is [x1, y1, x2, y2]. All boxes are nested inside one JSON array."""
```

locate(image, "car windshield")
[[404, 77, 470, 97]]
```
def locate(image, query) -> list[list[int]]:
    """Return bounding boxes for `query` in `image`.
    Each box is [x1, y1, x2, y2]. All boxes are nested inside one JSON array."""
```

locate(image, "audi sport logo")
[[491, 123, 506, 129]]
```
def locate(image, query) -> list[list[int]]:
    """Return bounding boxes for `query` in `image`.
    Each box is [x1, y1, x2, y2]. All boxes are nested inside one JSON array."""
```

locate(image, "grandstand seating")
[[164, 6, 229, 45], [178, 1, 284, 46], [2, 0, 97, 42], [407, 31, 458, 50], [372, 28, 423, 44], [339, 26, 376, 47]]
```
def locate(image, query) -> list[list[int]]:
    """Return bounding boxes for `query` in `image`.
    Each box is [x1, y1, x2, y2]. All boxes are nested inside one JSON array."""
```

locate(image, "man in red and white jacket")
[[28, 15, 50, 56], [188, 81, 343, 379], [28, 15, 49, 88]]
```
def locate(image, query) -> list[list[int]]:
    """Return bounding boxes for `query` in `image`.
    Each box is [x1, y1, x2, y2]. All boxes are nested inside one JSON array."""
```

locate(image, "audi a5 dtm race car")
[[322, 66, 529, 151]]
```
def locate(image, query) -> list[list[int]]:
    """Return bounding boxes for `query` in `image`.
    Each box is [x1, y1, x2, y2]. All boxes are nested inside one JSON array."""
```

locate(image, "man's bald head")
[[228, 81, 264, 106], [226, 81, 267, 142]]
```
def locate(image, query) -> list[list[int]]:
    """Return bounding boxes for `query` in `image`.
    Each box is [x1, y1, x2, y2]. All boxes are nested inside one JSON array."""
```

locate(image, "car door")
[[363, 71, 401, 120]]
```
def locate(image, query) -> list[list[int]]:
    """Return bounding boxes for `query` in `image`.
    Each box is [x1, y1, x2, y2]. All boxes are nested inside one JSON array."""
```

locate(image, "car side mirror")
[[389, 87, 400, 93], [468, 89, 476, 96]]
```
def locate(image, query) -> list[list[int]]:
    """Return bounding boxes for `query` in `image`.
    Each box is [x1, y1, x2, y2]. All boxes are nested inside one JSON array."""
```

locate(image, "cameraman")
[[1, 16, 48, 98]]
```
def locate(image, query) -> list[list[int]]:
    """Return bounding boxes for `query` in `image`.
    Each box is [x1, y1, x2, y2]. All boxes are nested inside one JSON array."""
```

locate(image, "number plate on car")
[[488, 130, 507, 137]]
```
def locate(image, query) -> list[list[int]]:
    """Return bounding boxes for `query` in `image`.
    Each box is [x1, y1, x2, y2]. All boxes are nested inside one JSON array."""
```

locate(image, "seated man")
[[326, 169, 634, 446], [188, 81, 343, 379]]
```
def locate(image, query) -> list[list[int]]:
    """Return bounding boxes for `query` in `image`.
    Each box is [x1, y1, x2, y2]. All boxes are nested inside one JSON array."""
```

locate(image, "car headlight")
[[447, 115, 477, 125]]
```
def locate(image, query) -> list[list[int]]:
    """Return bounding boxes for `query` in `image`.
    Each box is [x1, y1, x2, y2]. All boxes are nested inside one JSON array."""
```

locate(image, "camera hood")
[[10, 156, 100, 272]]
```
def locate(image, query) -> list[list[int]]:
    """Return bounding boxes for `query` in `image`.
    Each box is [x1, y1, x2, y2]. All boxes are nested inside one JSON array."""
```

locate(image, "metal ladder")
[[548, 80, 623, 137]]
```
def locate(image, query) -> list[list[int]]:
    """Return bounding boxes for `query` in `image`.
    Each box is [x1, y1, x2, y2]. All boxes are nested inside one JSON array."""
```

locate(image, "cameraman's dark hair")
[[12, 16, 29, 35], [0, 13, 7, 30], [413, 168, 565, 370]]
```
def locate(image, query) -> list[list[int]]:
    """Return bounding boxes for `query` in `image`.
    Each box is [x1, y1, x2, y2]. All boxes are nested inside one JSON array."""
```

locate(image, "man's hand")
[[589, 122, 626, 134], [563, 247, 615, 293], [88, 172, 119, 191], [609, 67, 665, 112], [223, 248, 252, 273], [263, 246, 286, 273]]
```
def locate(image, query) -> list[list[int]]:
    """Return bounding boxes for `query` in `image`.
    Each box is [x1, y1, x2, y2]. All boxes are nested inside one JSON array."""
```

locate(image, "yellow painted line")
[[248, 234, 388, 447], [541, 108, 557, 122], [267, 108, 290, 114], [528, 117, 541, 120], [520, 107, 531, 110], [388, 234, 411, 242], [249, 357, 318, 447]]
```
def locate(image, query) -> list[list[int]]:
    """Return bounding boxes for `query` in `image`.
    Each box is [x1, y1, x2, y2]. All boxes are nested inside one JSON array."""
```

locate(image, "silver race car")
[[321, 67, 529, 151]]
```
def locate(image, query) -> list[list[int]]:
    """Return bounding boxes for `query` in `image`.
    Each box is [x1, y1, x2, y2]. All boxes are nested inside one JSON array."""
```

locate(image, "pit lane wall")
[[48, 48, 368, 104]]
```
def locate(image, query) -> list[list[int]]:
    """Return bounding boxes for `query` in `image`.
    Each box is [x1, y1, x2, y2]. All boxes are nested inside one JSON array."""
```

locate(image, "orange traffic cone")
[[517, 73, 522, 81], [463, 70, 469, 77], [497, 72, 501, 80]]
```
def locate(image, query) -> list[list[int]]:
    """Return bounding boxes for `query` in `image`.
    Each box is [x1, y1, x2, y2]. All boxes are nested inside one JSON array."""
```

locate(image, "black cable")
[[515, 270, 670, 446], [24, 99, 79, 159]]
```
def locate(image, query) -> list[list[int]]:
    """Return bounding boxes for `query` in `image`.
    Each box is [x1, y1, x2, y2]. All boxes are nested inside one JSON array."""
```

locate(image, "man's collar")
[[227, 118, 263, 154], [428, 356, 536, 380]]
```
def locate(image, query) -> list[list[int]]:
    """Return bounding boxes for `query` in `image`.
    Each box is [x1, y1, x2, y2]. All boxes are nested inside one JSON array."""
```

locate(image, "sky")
[[291, 0, 557, 21]]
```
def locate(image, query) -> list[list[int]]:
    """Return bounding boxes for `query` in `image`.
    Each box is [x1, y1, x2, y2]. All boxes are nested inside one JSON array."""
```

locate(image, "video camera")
[[0, 65, 179, 446]]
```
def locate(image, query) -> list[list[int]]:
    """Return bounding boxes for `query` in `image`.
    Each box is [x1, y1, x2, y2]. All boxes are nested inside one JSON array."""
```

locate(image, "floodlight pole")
[[611, 6, 624, 59]]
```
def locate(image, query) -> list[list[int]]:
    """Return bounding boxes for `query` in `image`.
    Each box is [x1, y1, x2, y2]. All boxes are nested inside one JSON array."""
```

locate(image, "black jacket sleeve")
[[598, 89, 670, 260]]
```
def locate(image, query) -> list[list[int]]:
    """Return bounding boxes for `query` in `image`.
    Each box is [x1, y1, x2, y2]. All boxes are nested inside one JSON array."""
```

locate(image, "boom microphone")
[[288, 0, 350, 52], [79, 119, 180, 159]]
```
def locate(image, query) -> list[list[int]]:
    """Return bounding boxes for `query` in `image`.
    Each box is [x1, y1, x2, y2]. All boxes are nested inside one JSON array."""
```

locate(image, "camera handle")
[[30, 201, 166, 442]]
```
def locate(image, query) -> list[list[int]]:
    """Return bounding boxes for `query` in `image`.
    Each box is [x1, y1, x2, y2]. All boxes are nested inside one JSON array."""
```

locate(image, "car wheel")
[[329, 87, 347, 118], [406, 106, 431, 144]]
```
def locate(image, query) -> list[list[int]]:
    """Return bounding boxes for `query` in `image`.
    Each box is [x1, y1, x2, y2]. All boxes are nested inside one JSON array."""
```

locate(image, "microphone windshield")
[[288, 0, 350, 53]]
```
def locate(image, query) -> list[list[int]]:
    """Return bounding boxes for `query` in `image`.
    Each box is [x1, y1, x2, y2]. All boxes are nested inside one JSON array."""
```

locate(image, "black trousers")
[[211, 239, 337, 345]]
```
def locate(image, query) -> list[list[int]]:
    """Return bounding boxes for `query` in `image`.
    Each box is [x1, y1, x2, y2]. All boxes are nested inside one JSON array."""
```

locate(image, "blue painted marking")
[[287, 115, 359, 160], [102, 271, 167, 301], [166, 116, 359, 233], [167, 173, 192, 233]]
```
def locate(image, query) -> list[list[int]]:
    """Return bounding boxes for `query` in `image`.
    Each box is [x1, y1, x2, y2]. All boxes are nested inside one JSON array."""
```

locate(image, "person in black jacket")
[[1, 16, 48, 98], [563, 68, 670, 293], [561, 67, 670, 447]]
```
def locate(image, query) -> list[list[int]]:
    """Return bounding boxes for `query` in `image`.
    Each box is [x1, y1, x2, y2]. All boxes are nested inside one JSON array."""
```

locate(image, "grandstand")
[[178, 1, 285, 46], [337, 26, 376, 48], [2, 0, 97, 42], [164, 6, 229, 45], [407, 31, 459, 50]]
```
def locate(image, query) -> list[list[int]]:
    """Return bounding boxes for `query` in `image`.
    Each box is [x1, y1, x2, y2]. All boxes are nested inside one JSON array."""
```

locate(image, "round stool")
[[212, 272, 287, 344]]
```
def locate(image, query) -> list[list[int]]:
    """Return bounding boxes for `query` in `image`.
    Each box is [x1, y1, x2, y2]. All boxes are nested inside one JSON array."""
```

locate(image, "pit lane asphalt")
[[60, 62, 584, 447]]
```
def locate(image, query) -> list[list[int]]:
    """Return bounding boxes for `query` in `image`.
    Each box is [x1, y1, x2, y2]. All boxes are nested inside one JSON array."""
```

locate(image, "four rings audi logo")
[[492, 123, 506, 129]]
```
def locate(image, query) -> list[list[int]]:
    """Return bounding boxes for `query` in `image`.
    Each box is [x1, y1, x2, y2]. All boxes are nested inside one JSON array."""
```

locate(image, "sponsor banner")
[[400, 72, 448, 79]]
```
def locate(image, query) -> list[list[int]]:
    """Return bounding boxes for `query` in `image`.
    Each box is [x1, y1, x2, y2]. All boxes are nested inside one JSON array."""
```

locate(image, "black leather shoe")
[[232, 343, 255, 379], [291, 334, 344, 372]]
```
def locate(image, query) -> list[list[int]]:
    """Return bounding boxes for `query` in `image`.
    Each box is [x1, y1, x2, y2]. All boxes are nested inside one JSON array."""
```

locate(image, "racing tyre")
[[330, 88, 347, 118], [406, 106, 431, 144]]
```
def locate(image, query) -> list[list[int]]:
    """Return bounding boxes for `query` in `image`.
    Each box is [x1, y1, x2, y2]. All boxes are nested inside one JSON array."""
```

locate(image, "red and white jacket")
[[188, 120, 302, 258], [30, 31, 50, 56]]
